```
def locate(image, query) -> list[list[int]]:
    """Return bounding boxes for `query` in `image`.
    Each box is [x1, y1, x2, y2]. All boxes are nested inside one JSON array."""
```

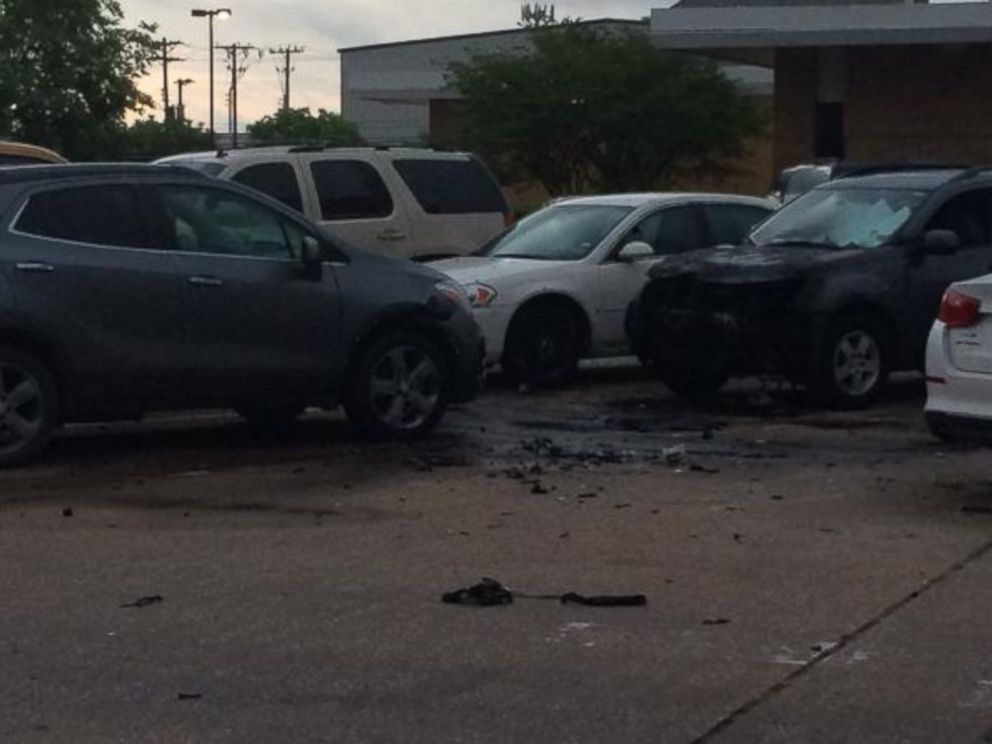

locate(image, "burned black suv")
[[627, 168, 992, 408]]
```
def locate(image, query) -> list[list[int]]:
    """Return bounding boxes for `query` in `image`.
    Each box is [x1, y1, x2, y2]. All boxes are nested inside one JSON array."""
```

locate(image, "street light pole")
[[191, 8, 231, 147]]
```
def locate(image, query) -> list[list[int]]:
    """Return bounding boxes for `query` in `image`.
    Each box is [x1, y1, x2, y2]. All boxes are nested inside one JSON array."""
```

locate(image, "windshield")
[[751, 187, 929, 249], [483, 204, 634, 261]]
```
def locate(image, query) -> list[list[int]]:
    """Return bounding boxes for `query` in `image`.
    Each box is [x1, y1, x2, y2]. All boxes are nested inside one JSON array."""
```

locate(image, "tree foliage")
[[0, 0, 158, 159], [448, 26, 767, 194], [248, 108, 365, 147], [112, 118, 213, 161]]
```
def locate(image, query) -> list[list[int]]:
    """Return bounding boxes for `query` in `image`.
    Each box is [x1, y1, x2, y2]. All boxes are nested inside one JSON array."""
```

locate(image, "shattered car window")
[[484, 204, 633, 261], [751, 187, 928, 249]]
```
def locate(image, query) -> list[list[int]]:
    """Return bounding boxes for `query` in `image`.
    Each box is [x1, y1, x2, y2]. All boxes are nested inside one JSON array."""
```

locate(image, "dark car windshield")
[[483, 204, 633, 261], [751, 186, 929, 250]]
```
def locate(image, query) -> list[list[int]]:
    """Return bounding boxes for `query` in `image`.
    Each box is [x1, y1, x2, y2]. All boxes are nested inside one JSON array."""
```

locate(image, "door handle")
[[15, 262, 54, 273], [188, 275, 224, 287], [377, 229, 407, 241]]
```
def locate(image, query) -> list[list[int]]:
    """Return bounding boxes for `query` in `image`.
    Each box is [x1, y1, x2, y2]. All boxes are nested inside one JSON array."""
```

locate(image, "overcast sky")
[[121, 0, 664, 131], [121, 0, 973, 131]]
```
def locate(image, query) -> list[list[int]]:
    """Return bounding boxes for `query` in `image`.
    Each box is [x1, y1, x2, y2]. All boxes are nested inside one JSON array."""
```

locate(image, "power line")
[[270, 45, 305, 111]]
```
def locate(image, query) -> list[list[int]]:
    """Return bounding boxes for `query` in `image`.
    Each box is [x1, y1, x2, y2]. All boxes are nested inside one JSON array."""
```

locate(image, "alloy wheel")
[[369, 345, 441, 431], [832, 330, 882, 398]]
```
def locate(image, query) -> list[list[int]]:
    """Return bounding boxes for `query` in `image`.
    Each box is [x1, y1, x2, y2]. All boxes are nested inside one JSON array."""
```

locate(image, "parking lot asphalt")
[[2, 363, 991, 744]]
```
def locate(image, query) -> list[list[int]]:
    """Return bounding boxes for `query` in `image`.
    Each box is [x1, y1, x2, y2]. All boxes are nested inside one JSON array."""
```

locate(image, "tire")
[[236, 406, 304, 433], [810, 313, 890, 410], [0, 346, 59, 468], [344, 330, 450, 438], [501, 301, 582, 388], [656, 361, 728, 400]]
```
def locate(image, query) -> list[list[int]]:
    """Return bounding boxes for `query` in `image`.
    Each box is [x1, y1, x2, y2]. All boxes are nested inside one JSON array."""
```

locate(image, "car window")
[[310, 160, 393, 221], [623, 206, 703, 256], [484, 204, 633, 261], [392, 158, 508, 215], [158, 185, 294, 260], [702, 204, 771, 246], [15, 185, 147, 248], [925, 190, 992, 246], [231, 162, 304, 213]]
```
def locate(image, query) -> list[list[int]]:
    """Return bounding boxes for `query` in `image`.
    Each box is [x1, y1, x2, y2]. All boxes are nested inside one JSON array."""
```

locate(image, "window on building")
[[16, 185, 147, 248], [231, 162, 304, 213], [310, 160, 393, 220], [393, 158, 508, 215]]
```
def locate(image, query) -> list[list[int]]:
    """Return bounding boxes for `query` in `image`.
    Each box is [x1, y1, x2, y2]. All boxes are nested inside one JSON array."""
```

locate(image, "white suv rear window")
[[392, 159, 507, 215]]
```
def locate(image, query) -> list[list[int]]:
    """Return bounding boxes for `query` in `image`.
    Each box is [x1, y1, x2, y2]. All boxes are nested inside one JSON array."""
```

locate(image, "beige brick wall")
[[773, 48, 819, 174]]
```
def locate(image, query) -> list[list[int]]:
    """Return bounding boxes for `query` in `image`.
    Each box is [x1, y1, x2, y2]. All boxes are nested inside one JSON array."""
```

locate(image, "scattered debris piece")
[[177, 692, 203, 701], [689, 464, 720, 474], [733, 533, 744, 543], [662, 445, 687, 467], [120, 595, 163, 609], [531, 482, 551, 495], [443, 578, 646, 608], [613, 503, 632, 510], [811, 640, 839, 655], [578, 492, 598, 500], [702, 618, 731, 626], [61, 507, 73, 518], [963, 505, 992, 515], [559, 531, 570, 539], [770, 494, 785, 501], [442, 578, 513, 606]]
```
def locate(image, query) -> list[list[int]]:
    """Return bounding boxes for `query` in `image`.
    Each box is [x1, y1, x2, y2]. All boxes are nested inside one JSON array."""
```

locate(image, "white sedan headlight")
[[463, 283, 498, 309]]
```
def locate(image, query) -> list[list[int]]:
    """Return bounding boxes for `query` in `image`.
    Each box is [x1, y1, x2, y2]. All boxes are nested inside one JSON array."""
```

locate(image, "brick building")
[[655, 0, 992, 173]]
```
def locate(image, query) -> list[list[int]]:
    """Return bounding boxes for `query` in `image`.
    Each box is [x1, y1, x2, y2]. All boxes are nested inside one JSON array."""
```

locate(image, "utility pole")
[[270, 45, 305, 111], [215, 43, 260, 149], [155, 38, 185, 121], [191, 9, 233, 147], [175, 79, 194, 122]]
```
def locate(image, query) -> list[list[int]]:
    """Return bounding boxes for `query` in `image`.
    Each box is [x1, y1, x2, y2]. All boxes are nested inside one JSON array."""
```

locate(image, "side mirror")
[[921, 229, 960, 254], [617, 241, 655, 261], [302, 235, 323, 266]]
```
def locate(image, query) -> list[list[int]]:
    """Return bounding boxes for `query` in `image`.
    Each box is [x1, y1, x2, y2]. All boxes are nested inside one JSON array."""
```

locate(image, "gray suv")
[[0, 165, 484, 466]]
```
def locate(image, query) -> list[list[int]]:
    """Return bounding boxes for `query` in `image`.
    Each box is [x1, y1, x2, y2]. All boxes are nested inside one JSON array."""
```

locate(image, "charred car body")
[[627, 168, 992, 407]]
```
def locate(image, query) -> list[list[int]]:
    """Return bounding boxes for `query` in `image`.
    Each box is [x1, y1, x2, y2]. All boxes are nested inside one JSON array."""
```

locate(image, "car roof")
[[157, 146, 479, 164], [0, 141, 67, 164], [826, 168, 968, 191], [0, 163, 205, 186], [549, 192, 774, 209]]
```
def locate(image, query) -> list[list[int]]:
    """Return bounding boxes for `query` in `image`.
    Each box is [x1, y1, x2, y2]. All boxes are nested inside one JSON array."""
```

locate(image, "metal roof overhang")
[[650, 3, 992, 50]]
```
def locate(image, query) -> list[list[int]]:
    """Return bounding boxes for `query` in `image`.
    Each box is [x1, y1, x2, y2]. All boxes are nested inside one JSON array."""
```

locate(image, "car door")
[[301, 154, 413, 256], [593, 205, 708, 353], [148, 182, 342, 404], [3, 181, 188, 405], [907, 188, 992, 358]]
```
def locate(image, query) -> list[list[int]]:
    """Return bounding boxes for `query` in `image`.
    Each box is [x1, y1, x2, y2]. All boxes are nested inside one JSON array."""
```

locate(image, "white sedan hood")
[[433, 256, 565, 286]]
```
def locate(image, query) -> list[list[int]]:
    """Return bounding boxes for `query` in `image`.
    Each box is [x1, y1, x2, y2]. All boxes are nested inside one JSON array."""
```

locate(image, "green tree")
[[112, 117, 213, 161], [448, 25, 766, 194], [0, 0, 158, 160], [248, 108, 365, 147]]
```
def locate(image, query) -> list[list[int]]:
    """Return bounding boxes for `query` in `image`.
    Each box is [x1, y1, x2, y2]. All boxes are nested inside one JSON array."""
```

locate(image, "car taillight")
[[938, 289, 981, 328]]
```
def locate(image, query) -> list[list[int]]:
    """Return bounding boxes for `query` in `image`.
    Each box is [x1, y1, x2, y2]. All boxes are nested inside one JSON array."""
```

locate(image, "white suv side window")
[[309, 160, 393, 221]]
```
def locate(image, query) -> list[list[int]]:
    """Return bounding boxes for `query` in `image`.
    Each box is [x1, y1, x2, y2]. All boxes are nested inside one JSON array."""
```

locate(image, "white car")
[[157, 147, 510, 260], [434, 193, 775, 385], [926, 276, 992, 440]]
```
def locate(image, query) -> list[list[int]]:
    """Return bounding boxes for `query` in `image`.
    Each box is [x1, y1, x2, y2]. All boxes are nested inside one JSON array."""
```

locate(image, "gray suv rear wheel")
[[0, 347, 58, 467]]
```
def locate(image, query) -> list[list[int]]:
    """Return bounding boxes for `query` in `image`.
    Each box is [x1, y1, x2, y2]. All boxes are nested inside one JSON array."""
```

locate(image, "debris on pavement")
[[443, 578, 647, 608], [702, 618, 732, 626], [177, 692, 203, 701], [61, 507, 73, 518], [442, 578, 513, 606], [120, 595, 164, 609], [962, 504, 992, 515]]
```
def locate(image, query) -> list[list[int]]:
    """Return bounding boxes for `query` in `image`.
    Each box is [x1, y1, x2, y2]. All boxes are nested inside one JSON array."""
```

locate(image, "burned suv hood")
[[648, 243, 865, 285]]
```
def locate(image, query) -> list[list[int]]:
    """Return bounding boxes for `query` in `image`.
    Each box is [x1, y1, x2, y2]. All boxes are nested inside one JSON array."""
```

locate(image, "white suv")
[[158, 146, 511, 260]]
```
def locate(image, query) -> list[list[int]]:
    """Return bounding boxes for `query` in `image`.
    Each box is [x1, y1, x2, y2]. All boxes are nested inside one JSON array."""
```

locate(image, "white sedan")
[[926, 276, 992, 441], [434, 193, 775, 385]]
